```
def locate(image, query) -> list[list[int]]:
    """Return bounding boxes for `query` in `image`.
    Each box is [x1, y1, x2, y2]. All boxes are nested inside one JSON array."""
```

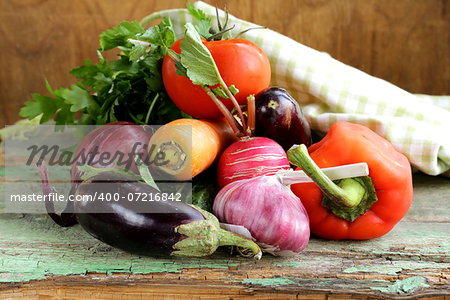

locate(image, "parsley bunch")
[[20, 18, 189, 125], [18, 3, 241, 126]]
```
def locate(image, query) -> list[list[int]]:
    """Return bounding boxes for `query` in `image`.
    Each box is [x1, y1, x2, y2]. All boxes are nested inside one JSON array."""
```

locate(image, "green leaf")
[[186, 2, 212, 38], [135, 155, 160, 191], [128, 44, 147, 62], [194, 20, 212, 38], [180, 23, 219, 86], [100, 21, 144, 51], [186, 2, 209, 21], [45, 79, 56, 95], [70, 60, 98, 79], [19, 94, 59, 122], [19, 81, 80, 125], [174, 59, 188, 77], [69, 59, 111, 89], [61, 84, 98, 113], [229, 84, 239, 95], [78, 164, 141, 181], [108, 104, 118, 123], [54, 105, 75, 125], [211, 87, 228, 98], [145, 77, 162, 92], [92, 73, 113, 96], [141, 54, 164, 80], [141, 55, 162, 71], [115, 80, 131, 94], [140, 17, 175, 48], [110, 55, 139, 74], [212, 84, 239, 99]]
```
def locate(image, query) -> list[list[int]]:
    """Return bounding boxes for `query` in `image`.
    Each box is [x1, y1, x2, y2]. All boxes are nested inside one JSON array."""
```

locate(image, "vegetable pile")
[[29, 4, 413, 259]]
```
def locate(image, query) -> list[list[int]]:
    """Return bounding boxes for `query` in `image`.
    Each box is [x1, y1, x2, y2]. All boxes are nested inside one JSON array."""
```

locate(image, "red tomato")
[[162, 39, 271, 119]]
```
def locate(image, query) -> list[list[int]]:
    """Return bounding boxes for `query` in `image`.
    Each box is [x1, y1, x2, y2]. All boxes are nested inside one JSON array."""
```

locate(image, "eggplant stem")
[[174, 206, 262, 259], [216, 228, 262, 259]]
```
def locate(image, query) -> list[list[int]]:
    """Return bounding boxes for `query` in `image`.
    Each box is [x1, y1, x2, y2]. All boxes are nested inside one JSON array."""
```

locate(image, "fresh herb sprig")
[[19, 3, 241, 127], [20, 18, 188, 125]]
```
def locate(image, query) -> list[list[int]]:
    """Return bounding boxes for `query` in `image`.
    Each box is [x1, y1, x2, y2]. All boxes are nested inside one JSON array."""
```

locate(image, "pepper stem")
[[287, 144, 366, 208]]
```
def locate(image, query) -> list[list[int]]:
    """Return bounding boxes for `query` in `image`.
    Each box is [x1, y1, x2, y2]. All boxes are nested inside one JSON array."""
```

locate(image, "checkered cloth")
[[144, 1, 450, 176]]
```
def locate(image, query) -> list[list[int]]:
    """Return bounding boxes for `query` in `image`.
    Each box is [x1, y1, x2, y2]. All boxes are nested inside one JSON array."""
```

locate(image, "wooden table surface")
[[0, 146, 449, 299]]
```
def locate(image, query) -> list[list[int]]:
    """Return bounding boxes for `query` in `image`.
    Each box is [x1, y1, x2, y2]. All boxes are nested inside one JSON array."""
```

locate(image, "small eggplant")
[[254, 87, 312, 150], [39, 167, 261, 258]]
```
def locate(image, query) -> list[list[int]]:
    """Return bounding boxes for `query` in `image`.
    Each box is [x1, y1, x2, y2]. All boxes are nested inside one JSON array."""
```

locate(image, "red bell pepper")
[[287, 121, 413, 240]]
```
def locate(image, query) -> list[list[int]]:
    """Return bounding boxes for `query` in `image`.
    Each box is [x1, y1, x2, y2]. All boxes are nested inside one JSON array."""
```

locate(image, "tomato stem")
[[234, 26, 267, 39], [206, 25, 236, 41]]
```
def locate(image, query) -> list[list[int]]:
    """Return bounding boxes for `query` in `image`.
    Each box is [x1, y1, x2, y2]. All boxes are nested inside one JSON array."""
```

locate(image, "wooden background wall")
[[1, 0, 449, 127]]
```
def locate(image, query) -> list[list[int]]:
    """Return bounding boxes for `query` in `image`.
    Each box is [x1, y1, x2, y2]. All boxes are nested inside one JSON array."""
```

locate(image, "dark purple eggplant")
[[39, 167, 261, 258], [254, 87, 312, 150]]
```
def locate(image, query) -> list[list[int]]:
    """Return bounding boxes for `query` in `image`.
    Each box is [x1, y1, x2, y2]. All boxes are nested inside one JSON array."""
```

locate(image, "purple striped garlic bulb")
[[213, 174, 310, 256]]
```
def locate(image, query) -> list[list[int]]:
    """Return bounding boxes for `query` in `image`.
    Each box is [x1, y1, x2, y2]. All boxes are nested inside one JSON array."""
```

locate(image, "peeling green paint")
[[0, 172, 449, 297], [241, 277, 391, 289], [242, 277, 296, 286], [271, 261, 309, 268], [0, 214, 249, 283], [370, 277, 430, 294], [343, 261, 450, 275], [1, 213, 449, 285], [344, 265, 402, 275]]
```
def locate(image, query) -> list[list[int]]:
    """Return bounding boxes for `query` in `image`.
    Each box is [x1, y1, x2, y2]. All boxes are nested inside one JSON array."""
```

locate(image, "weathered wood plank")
[[0, 172, 449, 299], [0, 136, 449, 298]]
